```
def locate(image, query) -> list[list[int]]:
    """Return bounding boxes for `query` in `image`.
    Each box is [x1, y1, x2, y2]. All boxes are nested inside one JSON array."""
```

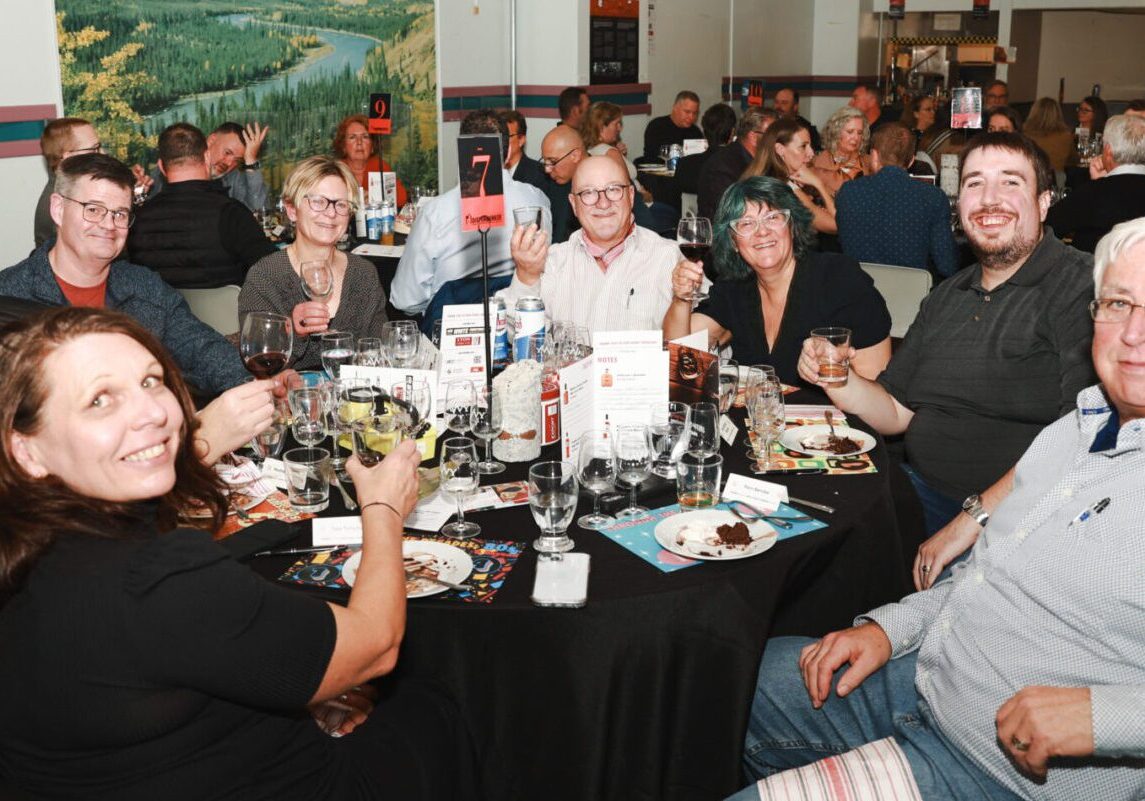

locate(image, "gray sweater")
[[238, 249, 388, 370]]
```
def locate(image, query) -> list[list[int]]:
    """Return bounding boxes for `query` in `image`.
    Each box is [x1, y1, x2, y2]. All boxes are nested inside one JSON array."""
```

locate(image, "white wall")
[[1034, 10, 1145, 100], [0, 2, 62, 267]]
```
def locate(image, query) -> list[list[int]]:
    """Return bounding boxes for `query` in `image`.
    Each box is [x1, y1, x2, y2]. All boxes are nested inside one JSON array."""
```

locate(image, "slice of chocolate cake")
[[716, 521, 752, 547]]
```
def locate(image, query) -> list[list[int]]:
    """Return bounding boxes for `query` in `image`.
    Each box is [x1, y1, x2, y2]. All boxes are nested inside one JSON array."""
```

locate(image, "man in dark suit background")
[[499, 109, 546, 190], [696, 107, 777, 221], [774, 87, 821, 152], [1047, 114, 1145, 253]]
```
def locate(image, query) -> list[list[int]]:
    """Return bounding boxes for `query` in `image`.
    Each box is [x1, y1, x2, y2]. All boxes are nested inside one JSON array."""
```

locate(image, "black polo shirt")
[[878, 229, 1096, 499]]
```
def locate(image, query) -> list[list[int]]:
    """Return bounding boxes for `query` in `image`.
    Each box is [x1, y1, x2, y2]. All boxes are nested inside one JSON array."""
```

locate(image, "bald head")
[[542, 126, 585, 185], [569, 155, 634, 247]]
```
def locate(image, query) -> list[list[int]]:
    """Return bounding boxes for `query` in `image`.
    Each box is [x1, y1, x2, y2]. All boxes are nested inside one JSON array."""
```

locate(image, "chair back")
[[177, 285, 242, 336], [859, 263, 932, 339]]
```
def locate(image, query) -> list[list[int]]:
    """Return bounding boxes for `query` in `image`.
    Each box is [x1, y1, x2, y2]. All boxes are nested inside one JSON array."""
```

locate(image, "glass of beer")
[[810, 327, 852, 385]]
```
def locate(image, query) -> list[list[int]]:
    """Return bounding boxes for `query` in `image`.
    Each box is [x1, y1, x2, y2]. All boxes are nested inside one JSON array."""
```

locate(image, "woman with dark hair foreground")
[[663, 176, 891, 387], [0, 307, 476, 800]]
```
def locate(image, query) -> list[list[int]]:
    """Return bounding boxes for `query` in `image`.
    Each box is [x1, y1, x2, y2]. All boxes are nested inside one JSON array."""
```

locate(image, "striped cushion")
[[752, 738, 923, 801]]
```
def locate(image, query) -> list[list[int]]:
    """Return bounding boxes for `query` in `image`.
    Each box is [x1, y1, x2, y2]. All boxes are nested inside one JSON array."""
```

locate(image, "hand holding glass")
[[676, 217, 712, 303], [810, 327, 852, 386]]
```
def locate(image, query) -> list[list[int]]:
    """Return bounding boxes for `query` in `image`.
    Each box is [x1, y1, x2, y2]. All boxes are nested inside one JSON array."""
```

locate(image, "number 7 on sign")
[[470, 153, 492, 197]]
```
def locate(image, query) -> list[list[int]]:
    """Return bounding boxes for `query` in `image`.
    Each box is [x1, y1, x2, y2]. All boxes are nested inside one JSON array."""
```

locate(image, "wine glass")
[[576, 430, 616, 530], [440, 437, 481, 539], [659, 144, 672, 167], [354, 336, 386, 367], [612, 424, 653, 518], [389, 378, 431, 436], [648, 402, 691, 479], [689, 401, 720, 457], [444, 380, 476, 434], [240, 311, 292, 379], [299, 260, 334, 303], [383, 320, 420, 367], [528, 460, 579, 554], [320, 332, 354, 380], [350, 415, 404, 467], [288, 386, 327, 447], [676, 216, 713, 303], [470, 386, 505, 475], [329, 378, 374, 478], [746, 377, 786, 473]]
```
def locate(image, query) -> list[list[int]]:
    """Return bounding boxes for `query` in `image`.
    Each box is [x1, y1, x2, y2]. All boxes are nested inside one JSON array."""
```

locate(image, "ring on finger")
[[1010, 735, 1030, 752], [920, 564, 931, 574]]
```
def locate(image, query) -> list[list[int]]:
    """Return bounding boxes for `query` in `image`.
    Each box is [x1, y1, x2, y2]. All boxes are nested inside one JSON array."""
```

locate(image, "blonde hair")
[[581, 101, 623, 150], [822, 107, 870, 156], [1023, 98, 1070, 136], [281, 155, 359, 208]]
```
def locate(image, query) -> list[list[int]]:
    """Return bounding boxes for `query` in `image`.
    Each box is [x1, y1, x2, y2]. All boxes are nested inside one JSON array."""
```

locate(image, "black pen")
[[250, 545, 350, 558], [759, 468, 827, 476], [627, 287, 634, 309]]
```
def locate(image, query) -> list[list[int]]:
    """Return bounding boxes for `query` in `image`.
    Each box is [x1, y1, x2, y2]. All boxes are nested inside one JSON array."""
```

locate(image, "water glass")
[[351, 415, 404, 467], [689, 401, 720, 456], [383, 320, 420, 367], [440, 437, 481, 539], [470, 385, 505, 474], [613, 424, 653, 518], [528, 461, 579, 554], [810, 327, 852, 386], [746, 378, 786, 473], [513, 206, 543, 229], [649, 402, 691, 479], [283, 447, 330, 513], [354, 336, 386, 367], [320, 331, 354, 380], [676, 452, 723, 510], [288, 386, 327, 447], [576, 430, 616, 530]]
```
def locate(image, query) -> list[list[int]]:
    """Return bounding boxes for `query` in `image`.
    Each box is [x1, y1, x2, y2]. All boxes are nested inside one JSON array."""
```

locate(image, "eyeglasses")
[[573, 183, 628, 205], [67, 143, 103, 156], [985, 93, 1008, 102], [542, 148, 579, 169], [729, 209, 791, 237], [303, 194, 353, 215], [58, 194, 134, 229], [1090, 297, 1145, 324]]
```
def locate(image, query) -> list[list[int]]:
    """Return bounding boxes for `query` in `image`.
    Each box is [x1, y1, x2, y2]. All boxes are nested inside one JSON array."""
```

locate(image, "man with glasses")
[[984, 79, 1010, 109], [0, 152, 249, 397], [127, 123, 275, 289], [499, 109, 546, 190], [390, 109, 550, 316], [539, 124, 587, 243], [727, 216, 1145, 801], [698, 107, 777, 221], [501, 155, 698, 331]]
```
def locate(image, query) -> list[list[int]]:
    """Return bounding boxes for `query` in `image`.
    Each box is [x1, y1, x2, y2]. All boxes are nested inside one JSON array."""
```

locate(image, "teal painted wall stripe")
[[0, 119, 45, 143]]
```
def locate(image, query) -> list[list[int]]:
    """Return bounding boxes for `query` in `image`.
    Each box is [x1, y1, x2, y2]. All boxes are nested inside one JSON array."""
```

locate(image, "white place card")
[[260, 458, 287, 489], [719, 414, 738, 446], [351, 243, 405, 258], [681, 138, 708, 156], [722, 473, 789, 513], [312, 515, 364, 546]]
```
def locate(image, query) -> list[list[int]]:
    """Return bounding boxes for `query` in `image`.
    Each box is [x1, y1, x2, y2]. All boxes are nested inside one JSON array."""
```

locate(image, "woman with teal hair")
[[663, 176, 892, 386]]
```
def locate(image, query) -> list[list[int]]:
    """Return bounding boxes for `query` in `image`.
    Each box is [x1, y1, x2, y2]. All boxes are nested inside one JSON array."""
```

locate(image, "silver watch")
[[961, 493, 989, 526]]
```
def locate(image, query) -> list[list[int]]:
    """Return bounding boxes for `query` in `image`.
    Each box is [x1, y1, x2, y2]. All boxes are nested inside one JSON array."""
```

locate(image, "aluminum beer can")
[[668, 143, 683, 172], [513, 296, 545, 361], [490, 297, 509, 367], [365, 203, 383, 241]]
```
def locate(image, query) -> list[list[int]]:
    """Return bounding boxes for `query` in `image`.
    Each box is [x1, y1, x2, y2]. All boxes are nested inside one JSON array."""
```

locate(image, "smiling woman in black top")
[[664, 176, 891, 387], [0, 307, 475, 800]]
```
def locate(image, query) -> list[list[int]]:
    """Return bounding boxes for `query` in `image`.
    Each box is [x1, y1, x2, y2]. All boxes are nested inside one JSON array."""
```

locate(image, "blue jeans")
[[726, 637, 1022, 801], [900, 463, 964, 538]]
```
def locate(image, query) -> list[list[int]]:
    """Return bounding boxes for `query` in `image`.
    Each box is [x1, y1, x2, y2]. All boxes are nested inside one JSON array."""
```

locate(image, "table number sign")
[[368, 92, 393, 135], [458, 134, 505, 232]]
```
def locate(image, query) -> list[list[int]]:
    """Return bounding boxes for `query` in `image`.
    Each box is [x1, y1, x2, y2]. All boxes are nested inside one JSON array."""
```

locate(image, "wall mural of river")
[[56, 0, 438, 194]]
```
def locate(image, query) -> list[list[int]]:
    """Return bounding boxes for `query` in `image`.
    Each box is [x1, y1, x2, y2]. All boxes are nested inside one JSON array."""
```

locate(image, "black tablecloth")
[[244, 402, 912, 801]]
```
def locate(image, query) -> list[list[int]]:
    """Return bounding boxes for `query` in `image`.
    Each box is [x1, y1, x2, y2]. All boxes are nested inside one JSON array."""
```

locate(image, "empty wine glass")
[[470, 385, 505, 475], [528, 460, 579, 554], [704, 357, 739, 413], [329, 377, 375, 477], [576, 430, 616, 530], [299, 260, 334, 303], [320, 332, 354, 380], [240, 311, 293, 379], [354, 336, 386, 367], [746, 377, 786, 473], [390, 378, 431, 435], [649, 402, 691, 479], [444, 379, 476, 434], [440, 437, 481, 539], [288, 386, 328, 447], [676, 217, 712, 303], [613, 424, 653, 518], [383, 320, 420, 367], [689, 402, 720, 456]]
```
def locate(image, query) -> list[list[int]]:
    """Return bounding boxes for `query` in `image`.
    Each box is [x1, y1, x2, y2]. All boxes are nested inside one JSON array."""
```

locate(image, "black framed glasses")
[[729, 209, 791, 237], [67, 143, 103, 156], [542, 148, 579, 169], [303, 194, 353, 215], [58, 194, 134, 229], [1090, 297, 1145, 324], [573, 184, 628, 205]]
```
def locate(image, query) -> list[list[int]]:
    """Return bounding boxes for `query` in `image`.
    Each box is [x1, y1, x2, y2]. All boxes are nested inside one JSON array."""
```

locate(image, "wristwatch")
[[961, 493, 989, 527], [241, 160, 260, 171]]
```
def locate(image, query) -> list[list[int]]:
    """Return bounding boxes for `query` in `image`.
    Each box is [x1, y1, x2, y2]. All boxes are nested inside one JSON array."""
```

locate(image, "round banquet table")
[[243, 403, 912, 801]]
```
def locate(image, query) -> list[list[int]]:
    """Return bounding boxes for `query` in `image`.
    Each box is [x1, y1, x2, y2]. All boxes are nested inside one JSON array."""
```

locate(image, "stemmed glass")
[[240, 311, 292, 460], [354, 337, 386, 367], [288, 386, 328, 447], [576, 431, 616, 530], [705, 357, 739, 413], [320, 332, 354, 380], [612, 424, 653, 518], [440, 437, 481, 539], [746, 376, 786, 473], [470, 385, 505, 475], [649, 402, 691, 479], [689, 402, 720, 457], [528, 461, 579, 554], [676, 216, 712, 303], [444, 380, 476, 434], [329, 377, 374, 478], [299, 260, 334, 304], [383, 320, 420, 367], [390, 378, 431, 436]]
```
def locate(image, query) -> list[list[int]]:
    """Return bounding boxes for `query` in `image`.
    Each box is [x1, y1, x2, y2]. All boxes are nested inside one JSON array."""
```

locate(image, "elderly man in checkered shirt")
[[727, 216, 1145, 800]]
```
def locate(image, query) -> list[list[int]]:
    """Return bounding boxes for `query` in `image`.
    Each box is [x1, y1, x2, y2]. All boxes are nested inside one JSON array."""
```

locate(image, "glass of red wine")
[[676, 216, 712, 304], [240, 312, 293, 461]]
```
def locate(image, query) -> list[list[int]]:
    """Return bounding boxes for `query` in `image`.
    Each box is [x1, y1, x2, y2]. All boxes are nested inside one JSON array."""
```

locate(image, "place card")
[[351, 243, 405, 258], [592, 329, 662, 351], [260, 457, 287, 489], [719, 414, 738, 446], [723, 473, 788, 513], [312, 515, 364, 546]]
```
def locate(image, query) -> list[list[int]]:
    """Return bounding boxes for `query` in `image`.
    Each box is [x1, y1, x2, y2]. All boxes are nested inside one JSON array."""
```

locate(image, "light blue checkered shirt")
[[865, 384, 1145, 800]]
